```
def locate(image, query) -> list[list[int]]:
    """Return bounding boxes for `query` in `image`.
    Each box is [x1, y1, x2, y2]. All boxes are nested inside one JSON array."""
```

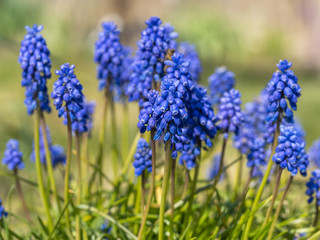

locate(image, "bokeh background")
[[0, 0, 320, 216]]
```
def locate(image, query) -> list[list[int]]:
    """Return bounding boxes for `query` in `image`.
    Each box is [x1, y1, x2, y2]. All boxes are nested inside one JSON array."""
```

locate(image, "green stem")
[[141, 171, 145, 216], [242, 123, 280, 240], [121, 131, 141, 178], [266, 176, 293, 240], [39, 114, 61, 212], [75, 131, 82, 240], [122, 103, 129, 157], [110, 93, 119, 180], [159, 141, 172, 240], [34, 108, 53, 231], [137, 130, 156, 240], [233, 154, 243, 200], [314, 199, 319, 227], [64, 110, 72, 230], [82, 132, 89, 198], [134, 177, 142, 234], [182, 169, 190, 199], [262, 167, 283, 227], [170, 157, 176, 240]]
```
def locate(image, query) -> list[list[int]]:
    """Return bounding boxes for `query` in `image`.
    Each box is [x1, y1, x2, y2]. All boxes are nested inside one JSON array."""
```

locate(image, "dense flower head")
[[84, 101, 96, 133], [126, 16, 178, 105], [117, 46, 134, 101], [178, 42, 202, 82], [247, 138, 267, 168], [0, 200, 8, 220], [179, 152, 196, 170], [266, 60, 301, 124], [133, 138, 152, 176], [273, 125, 308, 176], [308, 139, 320, 168], [18, 24, 51, 115], [207, 154, 223, 181], [217, 88, 243, 137], [2, 139, 24, 171], [51, 63, 89, 133], [208, 67, 235, 105], [306, 169, 320, 206], [31, 126, 66, 168]]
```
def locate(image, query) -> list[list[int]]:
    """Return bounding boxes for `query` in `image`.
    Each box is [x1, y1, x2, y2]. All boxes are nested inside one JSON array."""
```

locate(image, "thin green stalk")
[[34, 109, 53, 231], [121, 131, 141, 178], [159, 141, 172, 240], [137, 130, 156, 240], [82, 132, 89, 198], [314, 199, 319, 226], [134, 177, 142, 234], [141, 171, 145, 216], [39, 114, 61, 212], [170, 157, 176, 240], [266, 176, 293, 240], [75, 131, 82, 240], [233, 154, 243, 200], [64, 110, 72, 230], [110, 93, 119, 180], [242, 122, 280, 240], [122, 103, 129, 157], [182, 169, 190, 199], [262, 167, 283, 227]]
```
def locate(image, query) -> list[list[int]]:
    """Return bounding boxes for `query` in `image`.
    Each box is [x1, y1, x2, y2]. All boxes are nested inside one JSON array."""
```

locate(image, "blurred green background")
[[0, 0, 320, 214]]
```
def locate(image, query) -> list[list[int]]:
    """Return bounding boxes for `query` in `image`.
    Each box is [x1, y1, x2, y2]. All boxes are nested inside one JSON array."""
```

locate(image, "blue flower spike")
[[2, 139, 24, 171], [308, 139, 320, 168], [306, 169, 320, 206], [0, 200, 8, 220], [133, 138, 152, 176]]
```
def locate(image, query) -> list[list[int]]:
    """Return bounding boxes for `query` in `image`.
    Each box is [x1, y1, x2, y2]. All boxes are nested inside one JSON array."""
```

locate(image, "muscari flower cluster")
[[18, 24, 52, 115], [133, 138, 152, 176], [30, 126, 66, 168], [273, 125, 308, 176], [178, 42, 202, 82], [126, 16, 178, 105], [137, 53, 194, 159], [0, 200, 8, 220], [51, 63, 89, 133], [266, 60, 301, 124], [306, 169, 320, 206], [308, 139, 320, 168], [94, 22, 131, 99], [117, 47, 134, 101], [2, 139, 24, 171], [208, 67, 235, 105], [84, 101, 96, 134], [217, 88, 243, 139]]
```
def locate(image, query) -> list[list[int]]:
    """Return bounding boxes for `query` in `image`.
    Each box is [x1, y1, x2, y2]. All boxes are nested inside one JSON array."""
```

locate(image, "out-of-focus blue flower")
[[0, 200, 8, 219], [273, 125, 308, 176], [308, 139, 320, 168], [207, 154, 223, 181], [2, 139, 24, 171], [247, 138, 267, 168], [31, 126, 66, 168], [117, 46, 134, 101], [179, 152, 196, 170], [133, 138, 152, 176], [208, 67, 235, 105], [18, 24, 51, 115], [51, 63, 89, 133], [126, 16, 178, 105], [217, 89, 243, 138], [84, 101, 96, 134], [101, 220, 112, 239], [266, 60, 301, 124], [178, 42, 202, 82], [137, 53, 193, 159], [306, 169, 320, 206]]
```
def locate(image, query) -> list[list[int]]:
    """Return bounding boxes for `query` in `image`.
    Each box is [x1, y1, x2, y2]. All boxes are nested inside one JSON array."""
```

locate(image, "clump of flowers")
[[133, 138, 152, 176], [178, 42, 202, 82], [2, 139, 24, 171], [84, 101, 96, 134], [266, 60, 301, 124], [18, 24, 52, 115], [126, 16, 178, 105], [308, 139, 320, 168], [208, 67, 235, 105], [51, 63, 88, 133], [0, 200, 8, 220], [306, 169, 320, 205]]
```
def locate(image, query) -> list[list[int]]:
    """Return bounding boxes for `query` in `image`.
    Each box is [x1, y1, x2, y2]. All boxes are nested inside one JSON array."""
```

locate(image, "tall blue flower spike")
[[266, 60, 301, 124], [207, 154, 223, 181], [247, 138, 267, 168], [309, 139, 320, 168], [30, 126, 66, 168], [0, 200, 8, 219], [2, 139, 24, 171], [118, 46, 134, 101], [217, 88, 243, 139], [306, 169, 320, 206], [273, 125, 308, 176], [133, 138, 152, 176], [126, 16, 178, 105], [51, 63, 89, 133], [18, 24, 51, 115], [137, 53, 194, 159], [84, 101, 96, 134], [208, 67, 235, 105], [178, 42, 202, 82]]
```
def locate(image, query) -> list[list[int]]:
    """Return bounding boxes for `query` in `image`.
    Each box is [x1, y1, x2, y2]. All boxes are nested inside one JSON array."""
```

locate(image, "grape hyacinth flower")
[[179, 152, 196, 170], [306, 169, 320, 205], [133, 138, 152, 176], [2, 139, 24, 171], [30, 126, 66, 168], [266, 60, 301, 124], [0, 200, 8, 220], [309, 139, 320, 168], [18, 24, 52, 115], [247, 138, 267, 168], [217, 89, 243, 138], [208, 67, 235, 105], [84, 101, 96, 134], [51, 63, 88, 133], [178, 42, 202, 82], [117, 47, 134, 101], [126, 16, 178, 105]]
